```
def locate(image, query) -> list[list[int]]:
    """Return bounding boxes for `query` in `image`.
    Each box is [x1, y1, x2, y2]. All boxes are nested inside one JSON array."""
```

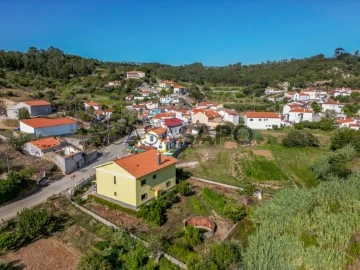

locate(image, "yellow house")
[[94, 150, 177, 210], [141, 127, 175, 153]]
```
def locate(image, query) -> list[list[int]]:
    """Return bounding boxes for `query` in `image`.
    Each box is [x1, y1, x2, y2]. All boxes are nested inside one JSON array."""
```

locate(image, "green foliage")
[[209, 243, 242, 270], [223, 204, 246, 223], [240, 157, 288, 181], [266, 135, 277, 145], [293, 118, 338, 131], [312, 144, 356, 180], [253, 131, 264, 142], [77, 250, 113, 270], [330, 128, 360, 152], [244, 173, 360, 269], [175, 181, 193, 196], [282, 130, 319, 147], [0, 171, 28, 204], [18, 108, 30, 119], [183, 226, 202, 248], [87, 195, 137, 216], [238, 180, 256, 196], [8, 134, 32, 151], [202, 188, 228, 215]]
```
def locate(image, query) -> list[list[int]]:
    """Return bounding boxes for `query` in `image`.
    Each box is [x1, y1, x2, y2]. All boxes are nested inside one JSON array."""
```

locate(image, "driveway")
[[0, 137, 128, 223]]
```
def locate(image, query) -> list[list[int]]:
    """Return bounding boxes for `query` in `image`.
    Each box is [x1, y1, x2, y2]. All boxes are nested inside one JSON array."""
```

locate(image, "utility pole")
[[6, 152, 10, 172]]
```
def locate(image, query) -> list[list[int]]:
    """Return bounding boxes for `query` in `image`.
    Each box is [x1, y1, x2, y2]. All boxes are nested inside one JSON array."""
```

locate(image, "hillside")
[[0, 47, 360, 92]]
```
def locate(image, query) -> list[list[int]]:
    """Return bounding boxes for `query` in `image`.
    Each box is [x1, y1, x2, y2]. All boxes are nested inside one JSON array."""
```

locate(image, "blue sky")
[[1, 0, 359, 66]]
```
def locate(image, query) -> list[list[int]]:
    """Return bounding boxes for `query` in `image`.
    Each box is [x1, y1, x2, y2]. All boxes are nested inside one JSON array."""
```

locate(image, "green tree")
[[18, 108, 30, 119], [223, 204, 246, 223], [183, 226, 202, 248], [77, 250, 112, 270], [282, 130, 319, 147]]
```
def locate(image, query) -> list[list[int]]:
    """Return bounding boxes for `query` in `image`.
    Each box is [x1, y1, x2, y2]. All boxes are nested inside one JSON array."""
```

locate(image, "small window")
[[141, 193, 147, 201], [141, 179, 146, 186], [113, 176, 116, 184], [150, 136, 154, 142], [259, 119, 262, 121], [153, 174, 157, 179], [249, 119, 253, 121], [166, 181, 171, 188], [114, 192, 117, 196]]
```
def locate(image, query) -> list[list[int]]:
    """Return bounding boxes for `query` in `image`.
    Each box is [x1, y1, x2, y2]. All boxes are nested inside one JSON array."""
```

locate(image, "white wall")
[[288, 112, 313, 123], [245, 117, 281, 129]]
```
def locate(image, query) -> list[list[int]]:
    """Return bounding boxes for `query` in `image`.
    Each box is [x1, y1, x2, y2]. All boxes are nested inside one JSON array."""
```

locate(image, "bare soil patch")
[[0, 237, 81, 270], [224, 141, 237, 149], [252, 149, 274, 160]]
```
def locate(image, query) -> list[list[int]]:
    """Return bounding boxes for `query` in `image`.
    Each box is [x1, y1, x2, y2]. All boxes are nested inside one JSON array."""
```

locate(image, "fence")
[[69, 175, 96, 196]]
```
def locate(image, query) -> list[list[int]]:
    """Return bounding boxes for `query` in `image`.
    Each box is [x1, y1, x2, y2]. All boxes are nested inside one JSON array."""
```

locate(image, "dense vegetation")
[[245, 173, 360, 269], [0, 170, 34, 205], [1, 47, 360, 92]]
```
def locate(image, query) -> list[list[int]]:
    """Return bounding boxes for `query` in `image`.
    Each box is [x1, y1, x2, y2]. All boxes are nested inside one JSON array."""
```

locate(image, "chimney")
[[157, 152, 161, 165]]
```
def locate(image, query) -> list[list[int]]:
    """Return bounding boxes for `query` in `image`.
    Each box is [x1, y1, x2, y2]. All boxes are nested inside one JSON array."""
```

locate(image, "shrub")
[[18, 108, 30, 119], [175, 181, 193, 196], [183, 226, 202, 248], [282, 130, 319, 147], [253, 131, 264, 142], [330, 128, 360, 152], [209, 243, 243, 270], [0, 171, 28, 204], [266, 135, 277, 145], [238, 181, 256, 196], [137, 200, 166, 226], [87, 195, 137, 216], [223, 204, 246, 223]]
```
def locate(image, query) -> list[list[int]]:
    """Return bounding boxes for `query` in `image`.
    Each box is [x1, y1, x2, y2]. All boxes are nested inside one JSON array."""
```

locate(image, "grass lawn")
[[258, 144, 327, 188]]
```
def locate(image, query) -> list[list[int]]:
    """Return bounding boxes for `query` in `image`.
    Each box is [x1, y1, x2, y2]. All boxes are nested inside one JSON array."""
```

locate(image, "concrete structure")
[[264, 87, 284, 95], [218, 108, 240, 125], [337, 118, 358, 129], [286, 108, 313, 123], [19, 118, 77, 136], [196, 101, 223, 110], [94, 150, 177, 209], [244, 111, 282, 129], [22, 137, 62, 157], [161, 118, 184, 137], [142, 127, 176, 152], [160, 95, 180, 105], [334, 88, 352, 97], [158, 80, 176, 88], [192, 109, 223, 128], [322, 101, 345, 114], [6, 100, 51, 119], [173, 85, 187, 95], [282, 102, 304, 114], [126, 70, 146, 79], [94, 109, 114, 120]]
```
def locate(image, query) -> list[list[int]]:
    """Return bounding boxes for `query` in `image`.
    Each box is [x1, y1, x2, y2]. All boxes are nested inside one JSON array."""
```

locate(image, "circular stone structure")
[[183, 216, 216, 238]]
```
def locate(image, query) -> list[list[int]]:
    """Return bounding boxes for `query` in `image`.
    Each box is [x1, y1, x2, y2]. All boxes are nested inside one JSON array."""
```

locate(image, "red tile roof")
[[245, 112, 281, 118], [113, 150, 177, 178], [20, 118, 77, 128], [289, 108, 312, 113], [337, 119, 356, 124], [30, 137, 61, 150], [153, 112, 175, 119], [150, 127, 167, 135], [324, 101, 345, 105], [163, 118, 183, 127], [85, 101, 100, 106], [23, 100, 51, 106]]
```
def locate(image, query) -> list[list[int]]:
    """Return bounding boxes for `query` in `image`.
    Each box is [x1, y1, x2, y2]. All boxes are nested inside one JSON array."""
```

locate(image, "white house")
[[282, 102, 304, 114], [300, 89, 317, 100], [287, 108, 313, 123], [19, 118, 77, 137], [160, 95, 179, 105], [84, 101, 102, 111], [336, 118, 358, 129], [126, 70, 146, 79], [161, 118, 184, 137], [196, 101, 223, 110], [265, 87, 284, 95], [217, 108, 240, 125], [6, 100, 52, 119], [244, 112, 282, 130], [334, 88, 352, 97], [22, 137, 62, 157], [173, 85, 187, 95], [158, 80, 176, 88], [285, 92, 310, 102], [322, 101, 345, 114]]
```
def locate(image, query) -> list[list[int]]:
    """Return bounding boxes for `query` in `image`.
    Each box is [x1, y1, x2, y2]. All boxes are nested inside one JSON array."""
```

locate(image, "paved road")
[[0, 137, 128, 223]]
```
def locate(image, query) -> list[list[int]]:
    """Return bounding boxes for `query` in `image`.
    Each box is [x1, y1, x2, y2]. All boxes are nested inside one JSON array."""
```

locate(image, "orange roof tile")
[[113, 150, 177, 178], [150, 127, 167, 135], [23, 100, 51, 106], [153, 112, 175, 119], [337, 119, 356, 124], [20, 118, 77, 128], [289, 108, 312, 113], [245, 111, 281, 118], [30, 137, 61, 150], [85, 101, 100, 106]]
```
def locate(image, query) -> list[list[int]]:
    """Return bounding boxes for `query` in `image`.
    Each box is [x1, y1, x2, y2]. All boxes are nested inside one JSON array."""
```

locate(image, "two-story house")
[[192, 109, 223, 128], [142, 127, 176, 152], [126, 70, 146, 79], [95, 150, 177, 210], [244, 111, 282, 129]]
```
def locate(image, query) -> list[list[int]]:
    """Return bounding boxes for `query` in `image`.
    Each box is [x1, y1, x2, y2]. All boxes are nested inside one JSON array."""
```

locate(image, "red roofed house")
[[244, 112, 282, 129], [23, 137, 62, 157], [126, 70, 146, 79], [337, 118, 358, 129], [94, 150, 177, 209], [217, 108, 240, 125], [173, 85, 187, 95], [84, 101, 102, 111], [7, 100, 52, 119], [19, 118, 77, 137], [161, 118, 184, 136], [159, 80, 176, 88], [192, 109, 223, 128], [287, 108, 313, 123]]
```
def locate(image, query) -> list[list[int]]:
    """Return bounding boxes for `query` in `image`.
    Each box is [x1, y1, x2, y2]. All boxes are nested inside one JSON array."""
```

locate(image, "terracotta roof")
[[245, 111, 281, 118], [23, 100, 51, 106], [289, 108, 312, 113], [163, 118, 183, 127], [30, 137, 61, 150], [150, 127, 167, 135], [127, 70, 144, 74], [324, 101, 345, 105], [197, 101, 219, 107], [113, 150, 177, 178], [85, 101, 100, 106], [350, 123, 359, 127], [20, 118, 77, 128], [153, 112, 175, 119], [299, 93, 309, 96], [174, 85, 185, 88], [204, 110, 221, 118], [337, 119, 356, 124], [220, 108, 238, 116]]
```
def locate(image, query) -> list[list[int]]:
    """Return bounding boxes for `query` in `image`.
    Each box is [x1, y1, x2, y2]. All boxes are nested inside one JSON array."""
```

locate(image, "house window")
[[141, 193, 147, 201], [150, 136, 154, 142], [153, 174, 157, 180], [249, 119, 253, 121], [259, 119, 262, 121], [114, 192, 117, 196], [141, 179, 146, 186], [113, 176, 116, 184], [166, 181, 171, 188]]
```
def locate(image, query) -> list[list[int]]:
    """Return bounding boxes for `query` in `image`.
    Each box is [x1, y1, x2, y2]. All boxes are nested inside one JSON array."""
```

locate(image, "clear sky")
[[1, 0, 359, 66]]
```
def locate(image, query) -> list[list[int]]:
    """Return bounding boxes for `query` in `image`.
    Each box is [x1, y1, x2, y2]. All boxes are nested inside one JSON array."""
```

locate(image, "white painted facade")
[[19, 122, 78, 137], [244, 114, 282, 130], [7, 102, 52, 119], [322, 102, 345, 114]]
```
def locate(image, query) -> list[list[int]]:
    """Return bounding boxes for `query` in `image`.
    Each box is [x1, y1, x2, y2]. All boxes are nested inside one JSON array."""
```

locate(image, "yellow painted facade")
[[95, 162, 176, 209]]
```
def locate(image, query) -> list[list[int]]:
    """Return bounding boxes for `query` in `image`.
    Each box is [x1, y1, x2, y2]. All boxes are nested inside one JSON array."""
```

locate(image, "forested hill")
[[0, 47, 360, 89]]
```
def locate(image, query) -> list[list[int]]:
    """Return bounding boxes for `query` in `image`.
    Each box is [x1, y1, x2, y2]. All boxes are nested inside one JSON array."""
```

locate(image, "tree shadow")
[[0, 260, 25, 270]]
